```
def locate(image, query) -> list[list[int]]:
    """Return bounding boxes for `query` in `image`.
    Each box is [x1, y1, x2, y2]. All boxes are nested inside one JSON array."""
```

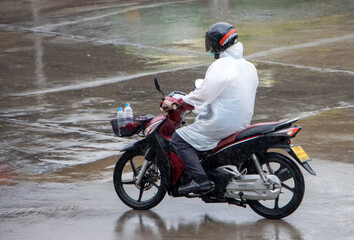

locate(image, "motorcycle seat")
[[215, 118, 299, 151], [215, 122, 278, 150]]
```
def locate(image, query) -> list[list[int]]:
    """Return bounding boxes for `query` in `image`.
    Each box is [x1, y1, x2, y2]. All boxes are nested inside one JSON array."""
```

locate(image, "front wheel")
[[113, 152, 167, 210], [247, 152, 305, 219]]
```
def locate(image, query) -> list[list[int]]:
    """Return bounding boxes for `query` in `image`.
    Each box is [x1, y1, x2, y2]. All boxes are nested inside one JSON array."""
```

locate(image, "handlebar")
[[167, 91, 186, 98]]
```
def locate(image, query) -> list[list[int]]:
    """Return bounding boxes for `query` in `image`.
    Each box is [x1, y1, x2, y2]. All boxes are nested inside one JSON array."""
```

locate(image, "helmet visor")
[[205, 32, 212, 52]]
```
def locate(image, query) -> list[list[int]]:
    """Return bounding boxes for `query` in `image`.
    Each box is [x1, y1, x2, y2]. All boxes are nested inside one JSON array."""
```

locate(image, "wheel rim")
[[247, 153, 305, 218], [117, 155, 163, 204], [258, 160, 297, 209]]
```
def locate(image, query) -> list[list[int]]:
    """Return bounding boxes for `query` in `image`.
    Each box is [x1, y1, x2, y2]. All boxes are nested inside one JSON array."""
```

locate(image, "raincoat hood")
[[177, 41, 258, 151], [220, 42, 243, 60]]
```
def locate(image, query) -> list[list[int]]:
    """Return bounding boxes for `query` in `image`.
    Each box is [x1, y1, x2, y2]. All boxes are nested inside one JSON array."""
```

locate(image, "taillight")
[[271, 126, 301, 138], [286, 127, 301, 137]]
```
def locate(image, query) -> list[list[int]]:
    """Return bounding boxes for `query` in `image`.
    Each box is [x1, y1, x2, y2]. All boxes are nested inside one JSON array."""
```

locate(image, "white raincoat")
[[176, 42, 258, 151]]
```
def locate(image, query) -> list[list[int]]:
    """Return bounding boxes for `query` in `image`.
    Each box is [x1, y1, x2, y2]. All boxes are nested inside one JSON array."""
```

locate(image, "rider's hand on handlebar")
[[161, 99, 176, 112]]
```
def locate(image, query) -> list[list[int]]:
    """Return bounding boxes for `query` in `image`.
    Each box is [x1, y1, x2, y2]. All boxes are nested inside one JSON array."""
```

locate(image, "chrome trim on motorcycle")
[[216, 165, 243, 180]]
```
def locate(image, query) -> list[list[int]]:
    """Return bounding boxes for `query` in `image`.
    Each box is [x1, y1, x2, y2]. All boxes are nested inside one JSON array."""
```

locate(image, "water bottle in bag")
[[116, 107, 125, 136], [124, 103, 133, 124]]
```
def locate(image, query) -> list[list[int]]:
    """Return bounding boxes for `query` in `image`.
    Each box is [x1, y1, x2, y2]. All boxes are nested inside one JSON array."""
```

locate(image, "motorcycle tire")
[[247, 152, 305, 219], [113, 151, 167, 210]]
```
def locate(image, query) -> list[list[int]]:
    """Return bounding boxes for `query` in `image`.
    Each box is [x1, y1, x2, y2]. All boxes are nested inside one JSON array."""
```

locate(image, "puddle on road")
[[297, 107, 354, 163], [1, 63, 353, 183], [0, 30, 207, 98]]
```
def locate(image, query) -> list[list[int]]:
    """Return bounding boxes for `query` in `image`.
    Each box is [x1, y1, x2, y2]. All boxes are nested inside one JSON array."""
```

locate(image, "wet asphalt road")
[[0, 0, 354, 239], [1, 159, 353, 240]]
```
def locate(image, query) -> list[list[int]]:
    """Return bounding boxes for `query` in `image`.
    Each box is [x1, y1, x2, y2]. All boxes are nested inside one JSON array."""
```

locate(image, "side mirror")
[[154, 74, 165, 98]]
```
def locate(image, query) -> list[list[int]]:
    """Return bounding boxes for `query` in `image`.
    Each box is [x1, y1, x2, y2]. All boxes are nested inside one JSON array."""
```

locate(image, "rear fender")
[[268, 141, 316, 176], [286, 147, 316, 175]]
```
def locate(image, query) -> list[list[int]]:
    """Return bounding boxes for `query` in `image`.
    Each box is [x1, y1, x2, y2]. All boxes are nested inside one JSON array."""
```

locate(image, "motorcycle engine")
[[225, 174, 282, 200]]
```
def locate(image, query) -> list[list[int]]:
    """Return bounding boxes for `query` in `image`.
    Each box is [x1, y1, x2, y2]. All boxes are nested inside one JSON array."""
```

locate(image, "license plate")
[[291, 145, 311, 163]]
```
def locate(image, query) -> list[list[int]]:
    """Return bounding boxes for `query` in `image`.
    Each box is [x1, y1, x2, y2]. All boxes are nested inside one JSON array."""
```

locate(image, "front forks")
[[136, 160, 149, 185], [135, 160, 159, 185]]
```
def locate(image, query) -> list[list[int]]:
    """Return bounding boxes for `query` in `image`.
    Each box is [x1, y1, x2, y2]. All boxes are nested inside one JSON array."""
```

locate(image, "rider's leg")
[[172, 132, 213, 193]]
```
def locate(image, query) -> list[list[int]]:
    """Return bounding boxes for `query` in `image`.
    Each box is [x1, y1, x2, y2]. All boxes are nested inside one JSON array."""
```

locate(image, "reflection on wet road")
[[1, 159, 353, 240], [115, 210, 306, 239], [0, 0, 353, 239]]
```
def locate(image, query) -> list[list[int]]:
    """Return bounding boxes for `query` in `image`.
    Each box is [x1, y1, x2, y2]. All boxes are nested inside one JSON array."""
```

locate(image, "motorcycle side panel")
[[168, 152, 185, 184], [203, 136, 288, 170]]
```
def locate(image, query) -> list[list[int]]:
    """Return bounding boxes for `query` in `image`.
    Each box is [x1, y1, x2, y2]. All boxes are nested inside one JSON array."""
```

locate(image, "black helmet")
[[205, 22, 238, 55]]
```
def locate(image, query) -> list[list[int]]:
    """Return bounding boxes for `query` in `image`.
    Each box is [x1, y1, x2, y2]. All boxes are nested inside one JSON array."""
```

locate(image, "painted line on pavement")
[[247, 33, 354, 59], [32, 0, 195, 32], [10, 63, 208, 96], [250, 59, 354, 76]]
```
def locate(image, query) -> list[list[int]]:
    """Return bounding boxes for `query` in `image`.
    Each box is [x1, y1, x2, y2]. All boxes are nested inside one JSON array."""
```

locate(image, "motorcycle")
[[110, 74, 316, 219]]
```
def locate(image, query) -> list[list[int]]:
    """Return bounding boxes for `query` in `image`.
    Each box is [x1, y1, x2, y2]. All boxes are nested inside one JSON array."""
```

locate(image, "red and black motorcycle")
[[110, 74, 316, 219]]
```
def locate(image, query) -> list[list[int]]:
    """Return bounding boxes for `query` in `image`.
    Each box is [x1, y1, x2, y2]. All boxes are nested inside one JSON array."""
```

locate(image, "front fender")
[[121, 139, 148, 156]]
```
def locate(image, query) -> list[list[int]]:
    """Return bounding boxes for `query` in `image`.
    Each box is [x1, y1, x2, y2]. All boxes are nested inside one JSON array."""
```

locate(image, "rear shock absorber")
[[251, 154, 272, 188]]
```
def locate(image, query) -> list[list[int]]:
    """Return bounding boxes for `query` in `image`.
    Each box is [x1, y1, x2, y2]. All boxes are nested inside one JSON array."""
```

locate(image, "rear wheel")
[[247, 152, 305, 219], [113, 152, 167, 210]]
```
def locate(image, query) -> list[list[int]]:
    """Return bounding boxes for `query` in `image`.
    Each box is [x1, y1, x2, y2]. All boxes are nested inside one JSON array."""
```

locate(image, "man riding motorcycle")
[[162, 22, 259, 194]]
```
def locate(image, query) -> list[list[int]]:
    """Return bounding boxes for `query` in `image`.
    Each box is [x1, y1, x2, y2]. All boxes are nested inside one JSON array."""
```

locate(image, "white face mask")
[[208, 49, 215, 58]]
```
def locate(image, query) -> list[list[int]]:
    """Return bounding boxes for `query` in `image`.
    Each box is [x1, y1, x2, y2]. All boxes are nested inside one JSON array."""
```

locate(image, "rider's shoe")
[[178, 179, 214, 194]]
